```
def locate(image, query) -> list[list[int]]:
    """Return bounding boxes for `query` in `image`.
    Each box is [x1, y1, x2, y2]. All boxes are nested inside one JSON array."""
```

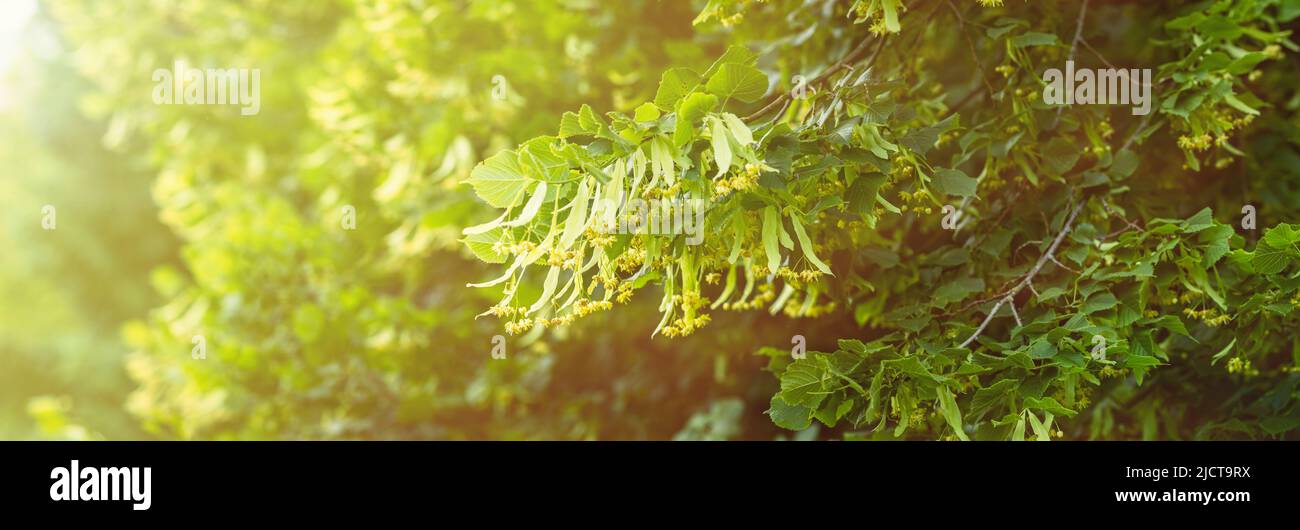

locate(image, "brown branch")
[[742, 35, 881, 122], [959, 200, 1085, 349], [945, 0, 996, 97]]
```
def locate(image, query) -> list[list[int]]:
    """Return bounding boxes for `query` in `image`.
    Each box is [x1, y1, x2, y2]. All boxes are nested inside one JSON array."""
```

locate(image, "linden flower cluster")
[[897, 188, 934, 214], [977, 0, 1005, 7], [1177, 112, 1254, 152], [1226, 356, 1259, 376], [614, 246, 646, 273], [661, 292, 711, 337], [503, 317, 535, 335], [714, 163, 762, 196], [641, 182, 681, 199], [583, 227, 615, 248], [777, 266, 825, 286], [547, 247, 584, 270], [1098, 366, 1130, 379], [1183, 307, 1231, 327], [493, 239, 537, 257], [1177, 133, 1217, 151]]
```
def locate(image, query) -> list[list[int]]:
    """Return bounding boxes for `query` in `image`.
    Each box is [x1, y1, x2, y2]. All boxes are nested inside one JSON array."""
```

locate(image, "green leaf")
[[467, 150, 528, 208], [763, 206, 782, 275], [1042, 137, 1081, 175], [634, 102, 661, 122], [1210, 338, 1237, 366], [705, 63, 769, 103], [1024, 396, 1076, 417], [1197, 16, 1243, 40], [578, 104, 605, 131], [1181, 208, 1214, 233], [936, 386, 970, 441], [711, 118, 733, 178], [462, 226, 508, 264], [1025, 410, 1053, 441], [678, 92, 719, 124], [558, 112, 585, 138], [1250, 226, 1299, 275], [1011, 32, 1059, 47], [768, 394, 813, 430], [721, 112, 754, 146], [1082, 292, 1118, 314], [933, 277, 984, 308], [703, 44, 758, 78], [790, 216, 833, 275], [932, 168, 978, 198], [653, 67, 701, 110], [780, 360, 828, 408], [1110, 149, 1139, 177]]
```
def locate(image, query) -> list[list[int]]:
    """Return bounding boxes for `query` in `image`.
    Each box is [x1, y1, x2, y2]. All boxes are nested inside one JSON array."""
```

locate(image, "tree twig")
[[959, 200, 1085, 349], [743, 35, 881, 122]]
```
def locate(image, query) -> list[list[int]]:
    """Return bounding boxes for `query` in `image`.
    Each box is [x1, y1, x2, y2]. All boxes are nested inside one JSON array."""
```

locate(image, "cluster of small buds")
[[584, 228, 615, 248], [641, 183, 681, 200], [663, 291, 711, 337], [1099, 119, 1114, 140], [982, 172, 1009, 192], [661, 313, 711, 337], [777, 266, 824, 285], [615, 281, 635, 304], [719, 12, 744, 26], [896, 188, 928, 203], [995, 64, 1015, 78], [714, 163, 761, 196], [1264, 44, 1283, 59], [547, 247, 583, 269], [504, 317, 535, 335], [493, 239, 538, 257], [572, 297, 613, 317], [1098, 366, 1129, 379], [1226, 357, 1259, 376], [486, 304, 526, 319], [892, 164, 915, 179], [835, 218, 868, 230], [704, 272, 722, 285], [977, 0, 1005, 7], [614, 247, 646, 273], [537, 314, 576, 328], [1177, 134, 1214, 151], [1072, 386, 1094, 409], [906, 406, 928, 427], [722, 283, 777, 310], [1183, 307, 1231, 326], [868, 18, 890, 36]]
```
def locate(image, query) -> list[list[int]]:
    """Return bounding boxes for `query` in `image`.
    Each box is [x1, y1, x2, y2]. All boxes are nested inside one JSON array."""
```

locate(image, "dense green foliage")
[[463, 0, 1300, 440], [8, 0, 1299, 440]]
